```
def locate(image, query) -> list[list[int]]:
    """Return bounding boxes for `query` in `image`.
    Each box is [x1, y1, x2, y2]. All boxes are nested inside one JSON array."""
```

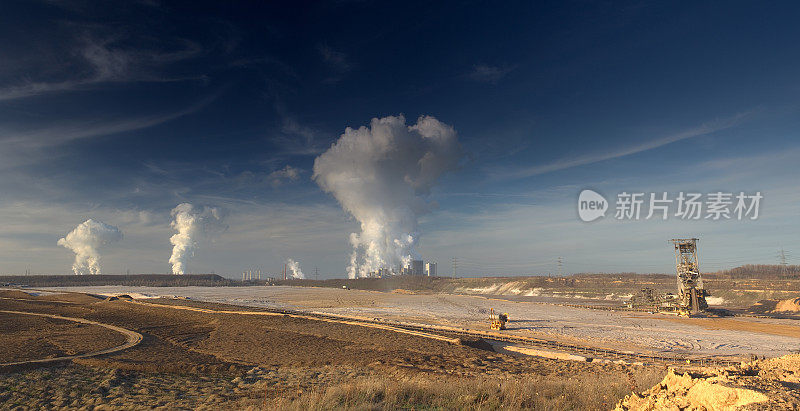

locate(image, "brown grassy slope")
[[271, 370, 667, 410]]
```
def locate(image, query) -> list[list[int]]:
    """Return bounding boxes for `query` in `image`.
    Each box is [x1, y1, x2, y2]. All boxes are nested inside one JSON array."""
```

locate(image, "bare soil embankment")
[[277, 273, 800, 310]]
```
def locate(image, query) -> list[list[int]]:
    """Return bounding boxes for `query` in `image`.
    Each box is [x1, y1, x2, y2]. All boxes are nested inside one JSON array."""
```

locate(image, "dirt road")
[[0, 309, 143, 366]]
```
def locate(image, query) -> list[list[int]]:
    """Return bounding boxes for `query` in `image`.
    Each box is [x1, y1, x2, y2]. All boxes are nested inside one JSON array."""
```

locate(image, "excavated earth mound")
[[616, 354, 800, 410], [774, 297, 800, 313]]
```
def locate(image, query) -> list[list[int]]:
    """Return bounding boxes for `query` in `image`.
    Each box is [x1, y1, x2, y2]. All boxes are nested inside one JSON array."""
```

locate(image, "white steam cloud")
[[169, 203, 226, 275], [57, 219, 123, 275], [286, 258, 304, 279], [313, 115, 461, 278]]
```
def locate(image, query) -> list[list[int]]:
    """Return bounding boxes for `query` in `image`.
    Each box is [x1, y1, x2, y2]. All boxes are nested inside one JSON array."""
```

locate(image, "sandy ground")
[[617, 354, 800, 410], [40, 286, 800, 358], [0, 312, 127, 363], [0, 289, 668, 409]]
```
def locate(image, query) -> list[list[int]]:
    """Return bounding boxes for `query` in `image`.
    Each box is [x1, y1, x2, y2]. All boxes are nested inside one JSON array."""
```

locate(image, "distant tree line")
[[706, 264, 800, 279], [0, 274, 236, 287]]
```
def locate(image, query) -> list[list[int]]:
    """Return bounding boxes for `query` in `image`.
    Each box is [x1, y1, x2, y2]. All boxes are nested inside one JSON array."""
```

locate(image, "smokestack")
[[57, 219, 123, 275], [168, 203, 227, 275], [313, 115, 462, 279]]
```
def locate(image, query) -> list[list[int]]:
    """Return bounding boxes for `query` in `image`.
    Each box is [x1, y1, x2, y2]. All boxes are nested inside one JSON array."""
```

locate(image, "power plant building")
[[368, 259, 436, 277], [425, 262, 437, 277], [411, 260, 424, 276]]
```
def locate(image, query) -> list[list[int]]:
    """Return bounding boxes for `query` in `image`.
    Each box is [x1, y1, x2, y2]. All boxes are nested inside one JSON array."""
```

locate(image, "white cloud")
[[493, 110, 757, 180], [266, 165, 301, 187]]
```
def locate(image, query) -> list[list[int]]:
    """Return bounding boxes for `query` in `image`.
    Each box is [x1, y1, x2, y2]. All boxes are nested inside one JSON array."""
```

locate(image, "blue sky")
[[1, 0, 798, 277]]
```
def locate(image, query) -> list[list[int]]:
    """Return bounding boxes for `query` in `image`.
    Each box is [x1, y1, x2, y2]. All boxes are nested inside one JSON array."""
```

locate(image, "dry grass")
[[270, 368, 666, 410]]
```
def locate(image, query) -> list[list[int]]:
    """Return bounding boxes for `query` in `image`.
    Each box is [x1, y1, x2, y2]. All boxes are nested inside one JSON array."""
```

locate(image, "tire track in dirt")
[[0, 310, 143, 367], [125, 300, 462, 345]]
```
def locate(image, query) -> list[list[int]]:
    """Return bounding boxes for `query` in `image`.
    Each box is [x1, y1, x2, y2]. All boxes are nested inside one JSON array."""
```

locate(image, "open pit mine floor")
[[3, 286, 799, 409], [40, 285, 800, 361], [1, 288, 674, 410]]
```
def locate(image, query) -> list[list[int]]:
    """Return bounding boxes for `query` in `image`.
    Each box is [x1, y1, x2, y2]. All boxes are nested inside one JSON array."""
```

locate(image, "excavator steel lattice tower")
[[669, 238, 708, 314]]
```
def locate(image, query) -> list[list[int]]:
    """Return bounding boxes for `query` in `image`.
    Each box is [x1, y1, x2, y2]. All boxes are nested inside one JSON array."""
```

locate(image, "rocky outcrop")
[[617, 354, 800, 410]]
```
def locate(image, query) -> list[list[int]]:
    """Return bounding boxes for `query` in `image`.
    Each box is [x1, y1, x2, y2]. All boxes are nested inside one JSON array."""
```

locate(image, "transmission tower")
[[778, 248, 790, 277], [315, 266, 319, 280], [557, 256, 563, 276], [452, 257, 457, 278]]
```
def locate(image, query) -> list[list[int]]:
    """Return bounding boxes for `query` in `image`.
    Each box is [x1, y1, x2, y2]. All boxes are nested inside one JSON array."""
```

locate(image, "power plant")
[[424, 262, 437, 277], [367, 259, 439, 278], [242, 269, 262, 281]]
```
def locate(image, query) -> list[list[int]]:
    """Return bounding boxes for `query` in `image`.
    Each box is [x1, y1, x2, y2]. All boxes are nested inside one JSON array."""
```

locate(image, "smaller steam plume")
[[286, 258, 304, 279], [57, 219, 123, 275], [169, 203, 226, 275]]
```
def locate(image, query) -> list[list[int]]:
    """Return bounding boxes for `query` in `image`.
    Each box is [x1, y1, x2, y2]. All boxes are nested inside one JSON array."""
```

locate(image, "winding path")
[[0, 310, 143, 367]]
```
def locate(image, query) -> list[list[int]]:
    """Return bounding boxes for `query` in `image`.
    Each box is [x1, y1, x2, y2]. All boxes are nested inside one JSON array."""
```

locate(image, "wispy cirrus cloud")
[[0, 93, 217, 169], [270, 101, 330, 156], [266, 165, 301, 187], [318, 44, 352, 72], [2, 94, 216, 147], [318, 44, 353, 83], [228, 165, 304, 190], [466, 63, 516, 84], [491, 110, 758, 180], [0, 30, 205, 102]]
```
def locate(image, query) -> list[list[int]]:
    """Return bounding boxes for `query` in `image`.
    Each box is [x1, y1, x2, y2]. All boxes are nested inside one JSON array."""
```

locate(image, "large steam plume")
[[57, 219, 123, 275], [313, 115, 461, 278], [286, 258, 304, 279], [169, 203, 226, 275]]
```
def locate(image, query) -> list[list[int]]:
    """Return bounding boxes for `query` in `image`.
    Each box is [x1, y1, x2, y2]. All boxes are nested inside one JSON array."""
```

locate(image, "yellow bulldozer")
[[489, 308, 510, 330]]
